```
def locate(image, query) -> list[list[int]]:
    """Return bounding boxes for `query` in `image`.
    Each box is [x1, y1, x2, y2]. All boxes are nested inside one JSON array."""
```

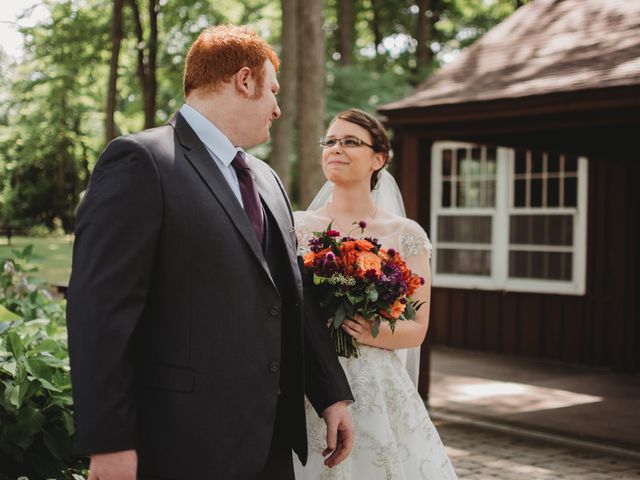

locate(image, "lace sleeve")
[[399, 222, 433, 260], [293, 211, 313, 256]]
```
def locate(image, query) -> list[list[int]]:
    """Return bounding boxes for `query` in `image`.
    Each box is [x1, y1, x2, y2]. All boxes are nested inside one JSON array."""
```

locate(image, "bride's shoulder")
[[376, 209, 429, 237], [293, 208, 333, 244], [293, 209, 330, 227], [377, 212, 432, 259]]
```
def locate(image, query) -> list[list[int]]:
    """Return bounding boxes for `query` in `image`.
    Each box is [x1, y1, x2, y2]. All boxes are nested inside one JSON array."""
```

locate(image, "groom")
[[66, 25, 354, 479]]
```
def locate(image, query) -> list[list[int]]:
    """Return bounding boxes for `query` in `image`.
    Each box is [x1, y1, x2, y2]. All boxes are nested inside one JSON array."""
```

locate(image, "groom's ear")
[[234, 67, 254, 98]]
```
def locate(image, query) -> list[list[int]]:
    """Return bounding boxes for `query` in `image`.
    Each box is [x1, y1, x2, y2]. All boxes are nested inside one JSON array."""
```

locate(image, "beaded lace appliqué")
[[400, 233, 432, 259]]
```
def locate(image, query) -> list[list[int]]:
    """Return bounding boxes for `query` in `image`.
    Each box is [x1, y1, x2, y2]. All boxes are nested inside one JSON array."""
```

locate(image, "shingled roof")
[[380, 0, 640, 113]]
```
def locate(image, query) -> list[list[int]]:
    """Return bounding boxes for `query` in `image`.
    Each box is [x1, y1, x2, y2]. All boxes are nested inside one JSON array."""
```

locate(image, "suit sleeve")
[[66, 136, 162, 454]]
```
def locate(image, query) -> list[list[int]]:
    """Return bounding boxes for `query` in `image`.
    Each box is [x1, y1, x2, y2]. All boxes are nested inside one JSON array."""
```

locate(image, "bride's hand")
[[342, 315, 374, 345]]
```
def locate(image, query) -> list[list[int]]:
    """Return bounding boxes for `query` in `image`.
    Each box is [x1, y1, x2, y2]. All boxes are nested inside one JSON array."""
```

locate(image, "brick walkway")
[[435, 418, 640, 479]]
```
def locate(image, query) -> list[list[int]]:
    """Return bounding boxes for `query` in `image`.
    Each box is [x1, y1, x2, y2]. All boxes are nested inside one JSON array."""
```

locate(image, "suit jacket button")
[[269, 361, 280, 373], [269, 306, 280, 316]]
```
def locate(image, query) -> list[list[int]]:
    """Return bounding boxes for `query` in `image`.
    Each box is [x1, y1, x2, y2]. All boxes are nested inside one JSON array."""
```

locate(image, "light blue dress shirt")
[[179, 104, 245, 207]]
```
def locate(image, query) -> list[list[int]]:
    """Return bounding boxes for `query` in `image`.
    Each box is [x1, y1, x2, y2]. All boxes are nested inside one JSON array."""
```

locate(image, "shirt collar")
[[179, 104, 244, 167]]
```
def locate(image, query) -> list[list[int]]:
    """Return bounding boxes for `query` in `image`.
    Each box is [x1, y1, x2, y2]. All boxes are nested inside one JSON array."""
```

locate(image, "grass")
[[0, 236, 73, 286]]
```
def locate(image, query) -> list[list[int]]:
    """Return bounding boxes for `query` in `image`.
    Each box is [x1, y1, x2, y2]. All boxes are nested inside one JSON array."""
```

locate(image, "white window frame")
[[430, 141, 588, 295]]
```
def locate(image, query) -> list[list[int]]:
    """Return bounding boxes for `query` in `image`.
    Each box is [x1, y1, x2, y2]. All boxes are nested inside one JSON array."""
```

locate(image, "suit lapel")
[[170, 113, 274, 286], [249, 156, 300, 277]]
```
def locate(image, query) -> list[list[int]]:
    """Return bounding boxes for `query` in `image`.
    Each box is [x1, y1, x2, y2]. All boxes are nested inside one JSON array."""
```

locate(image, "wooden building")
[[378, 0, 640, 391]]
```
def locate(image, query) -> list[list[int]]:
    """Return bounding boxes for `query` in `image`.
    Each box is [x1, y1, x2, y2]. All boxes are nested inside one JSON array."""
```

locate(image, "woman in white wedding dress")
[[293, 109, 457, 479]]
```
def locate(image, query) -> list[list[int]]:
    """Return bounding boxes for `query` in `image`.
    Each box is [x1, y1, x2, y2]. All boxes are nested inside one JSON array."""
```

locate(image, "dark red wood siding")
[[393, 131, 640, 387]]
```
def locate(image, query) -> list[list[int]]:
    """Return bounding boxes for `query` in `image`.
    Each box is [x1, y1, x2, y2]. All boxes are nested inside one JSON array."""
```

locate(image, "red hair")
[[183, 25, 280, 97]]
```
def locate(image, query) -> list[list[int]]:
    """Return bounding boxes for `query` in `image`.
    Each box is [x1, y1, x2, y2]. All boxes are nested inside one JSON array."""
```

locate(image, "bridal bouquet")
[[303, 221, 425, 358]]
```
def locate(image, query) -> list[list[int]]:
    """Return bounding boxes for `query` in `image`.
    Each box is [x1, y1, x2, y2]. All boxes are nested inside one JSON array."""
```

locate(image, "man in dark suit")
[[66, 25, 354, 480]]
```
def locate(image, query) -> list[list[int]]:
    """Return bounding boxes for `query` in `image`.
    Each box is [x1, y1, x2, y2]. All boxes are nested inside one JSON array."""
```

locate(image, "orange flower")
[[303, 251, 316, 268], [406, 274, 423, 296], [355, 239, 375, 252], [377, 249, 390, 261], [380, 300, 406, 319], [355, 251, 382, 277]]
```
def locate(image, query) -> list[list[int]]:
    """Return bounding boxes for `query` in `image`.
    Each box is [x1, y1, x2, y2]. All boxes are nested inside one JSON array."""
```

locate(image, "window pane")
[[548, 252, 573, 280], [548, 215, 573, 246], [486, 146, 497, 162], [484, 180, 496, 208], [548, 177, 560, 207], [515, 150, 527, 174], [509, 251, 572, 280], [485, 157, 497, 177], [456, 180, 465, 207], [548, 153, 560, 173], [564, 155, 578, 173], [531, 151, 543, 174], [442, 149, 452, 176], [514, 179, 526, 207], [456, 148, 467, 175], [438, 249, 491, 276], [471, 147, 481, 161], [510, 215, 573, 246], [442, 181, 451, 207], [438, 216, 492, 243], [531, 178, 543, 207], [467, 179, 481, 207], [460, 158, 480, 177], [565, 177, 577, 207]]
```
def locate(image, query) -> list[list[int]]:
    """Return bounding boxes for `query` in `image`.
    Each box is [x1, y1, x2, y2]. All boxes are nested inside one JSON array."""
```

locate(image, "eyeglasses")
[[319, 136, 375, 150]]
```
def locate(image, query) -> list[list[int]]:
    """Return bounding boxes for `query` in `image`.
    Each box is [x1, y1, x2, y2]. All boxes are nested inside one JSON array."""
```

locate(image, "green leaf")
[[22, 245, 33, 258], [313, 274, 328, 286], [371, 317, 381, 338], [405, 302, 416, 320], [367, 289, 379, 302], [43, 425, 73, 460], [0, 305, 21, 323], [0, 360, 17, 376], [346, 292, 364, 304], [6, 331, 25, 359], [333, 303, 347, 329]]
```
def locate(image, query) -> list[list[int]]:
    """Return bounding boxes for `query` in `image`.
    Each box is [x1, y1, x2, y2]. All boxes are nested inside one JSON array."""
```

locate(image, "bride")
[[293, 109, 457, 479]]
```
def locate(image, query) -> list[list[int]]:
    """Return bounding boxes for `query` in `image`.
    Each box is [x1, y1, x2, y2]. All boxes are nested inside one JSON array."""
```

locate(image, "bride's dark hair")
[[331, 108, 391, 191]]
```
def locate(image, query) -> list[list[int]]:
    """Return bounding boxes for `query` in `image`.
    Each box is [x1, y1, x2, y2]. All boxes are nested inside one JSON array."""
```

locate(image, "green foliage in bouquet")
[[0, 246, 86, 480]]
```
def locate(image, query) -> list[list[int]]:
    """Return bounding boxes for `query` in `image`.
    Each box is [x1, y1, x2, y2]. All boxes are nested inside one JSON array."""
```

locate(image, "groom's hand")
[[321, 400, 354, 468], [88, 449, 137, 480]]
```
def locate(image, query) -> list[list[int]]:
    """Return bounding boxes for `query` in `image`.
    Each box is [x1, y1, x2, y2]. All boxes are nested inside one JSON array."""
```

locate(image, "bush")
[[0, 246, 87, 480]]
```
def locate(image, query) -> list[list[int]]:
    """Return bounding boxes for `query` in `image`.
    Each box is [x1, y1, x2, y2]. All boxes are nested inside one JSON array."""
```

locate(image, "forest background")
[[0, 0, 530, 233]]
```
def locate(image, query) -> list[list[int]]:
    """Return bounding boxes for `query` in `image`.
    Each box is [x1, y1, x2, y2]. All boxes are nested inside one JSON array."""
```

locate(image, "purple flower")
[[358, 220, 367, 229], [387, 248, 396, 257]]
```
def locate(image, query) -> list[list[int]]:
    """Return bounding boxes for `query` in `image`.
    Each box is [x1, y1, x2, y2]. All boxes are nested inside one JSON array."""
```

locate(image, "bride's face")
[[321, 119, 386, 188]]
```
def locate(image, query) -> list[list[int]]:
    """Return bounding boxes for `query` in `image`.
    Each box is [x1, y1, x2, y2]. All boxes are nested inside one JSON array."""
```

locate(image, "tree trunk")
[[415, 0, 433, 71], [106, 0, 124, 143], [269, 0, 298, 192], [127, 0, 158, 129], [297, 0, 325, 208], [147, 0, 158, 129], [336, 0, 355, 65], [371, 0, 383, 50]]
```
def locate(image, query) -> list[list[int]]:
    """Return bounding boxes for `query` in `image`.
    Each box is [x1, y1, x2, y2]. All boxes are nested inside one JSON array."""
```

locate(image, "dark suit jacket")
[[66, 112, 353, 479]]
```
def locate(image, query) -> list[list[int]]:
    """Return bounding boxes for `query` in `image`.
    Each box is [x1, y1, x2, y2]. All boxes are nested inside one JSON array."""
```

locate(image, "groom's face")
[[243, 60, 281, 148]]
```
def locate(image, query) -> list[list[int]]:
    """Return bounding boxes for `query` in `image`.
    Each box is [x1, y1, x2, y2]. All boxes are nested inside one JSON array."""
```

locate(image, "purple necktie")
[[231, 152, 265, 247]]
